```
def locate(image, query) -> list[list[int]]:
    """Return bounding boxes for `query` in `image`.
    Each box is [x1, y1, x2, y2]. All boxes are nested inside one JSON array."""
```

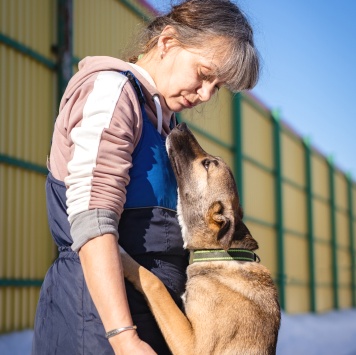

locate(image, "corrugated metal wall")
[[74, 0, 150, 60], [1, 0, 355, 334], [0, 0, 57, 332], [180, 92, 356, 314], [0, 0, 153, 333]]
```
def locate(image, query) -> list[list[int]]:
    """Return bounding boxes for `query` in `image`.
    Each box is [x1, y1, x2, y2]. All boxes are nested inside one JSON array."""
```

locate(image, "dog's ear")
[[207, 201, 235, 250], [208, 203, 259, 251]]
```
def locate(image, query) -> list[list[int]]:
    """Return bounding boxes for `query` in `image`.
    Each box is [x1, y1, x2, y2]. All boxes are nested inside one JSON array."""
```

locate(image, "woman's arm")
[[79, 233, 156, 355]]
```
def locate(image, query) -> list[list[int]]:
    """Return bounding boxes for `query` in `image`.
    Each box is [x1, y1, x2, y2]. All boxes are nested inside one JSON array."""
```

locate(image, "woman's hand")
[[109, 330, 157, 354]]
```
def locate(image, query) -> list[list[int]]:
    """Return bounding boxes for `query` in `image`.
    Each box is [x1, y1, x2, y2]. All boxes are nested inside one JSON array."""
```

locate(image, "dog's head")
[[166, 123, 258, 251]]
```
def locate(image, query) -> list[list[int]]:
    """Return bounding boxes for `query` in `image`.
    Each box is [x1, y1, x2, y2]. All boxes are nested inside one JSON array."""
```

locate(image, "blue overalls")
[[32, 72, 188, 355]]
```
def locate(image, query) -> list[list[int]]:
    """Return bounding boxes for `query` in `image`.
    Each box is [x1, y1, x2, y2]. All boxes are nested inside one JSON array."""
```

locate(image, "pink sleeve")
[[50, 70, 143, 251]]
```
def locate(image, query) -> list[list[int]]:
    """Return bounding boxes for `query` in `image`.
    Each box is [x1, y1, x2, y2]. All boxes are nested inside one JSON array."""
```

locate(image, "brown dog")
[[121, 122, 281, 355]]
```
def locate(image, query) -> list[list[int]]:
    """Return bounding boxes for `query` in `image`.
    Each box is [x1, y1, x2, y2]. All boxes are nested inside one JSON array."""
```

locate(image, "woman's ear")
[[157, 25, 179, 53]]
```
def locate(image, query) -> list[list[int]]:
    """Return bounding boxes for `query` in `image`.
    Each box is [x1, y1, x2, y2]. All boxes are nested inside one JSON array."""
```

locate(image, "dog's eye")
[[202, 159, 210, 170]]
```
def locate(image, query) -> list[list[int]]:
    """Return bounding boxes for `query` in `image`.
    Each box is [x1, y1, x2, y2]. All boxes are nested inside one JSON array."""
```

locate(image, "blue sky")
[[145, 0, 356, 178]]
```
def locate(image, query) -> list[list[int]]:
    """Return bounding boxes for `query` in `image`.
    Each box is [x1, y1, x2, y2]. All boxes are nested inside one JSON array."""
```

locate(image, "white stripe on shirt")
[[65, 71, 128, 223]]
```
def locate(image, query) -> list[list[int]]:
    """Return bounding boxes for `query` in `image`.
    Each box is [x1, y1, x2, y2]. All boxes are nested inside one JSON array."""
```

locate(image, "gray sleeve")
[[70, 209, 120, 252]]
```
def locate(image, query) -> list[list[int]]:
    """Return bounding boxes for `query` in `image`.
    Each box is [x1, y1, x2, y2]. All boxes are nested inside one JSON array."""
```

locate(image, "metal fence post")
[[328, 156, 339, 309], [304, 137, 316, 312], [347, 174, 355, 307], [232, 93, 244, 206], [272, 109, 285, 310], [57, 0, 73, 106]]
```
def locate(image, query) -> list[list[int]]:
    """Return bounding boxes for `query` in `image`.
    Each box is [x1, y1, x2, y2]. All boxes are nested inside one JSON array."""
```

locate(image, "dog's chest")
[[183, 265, 243, 320]]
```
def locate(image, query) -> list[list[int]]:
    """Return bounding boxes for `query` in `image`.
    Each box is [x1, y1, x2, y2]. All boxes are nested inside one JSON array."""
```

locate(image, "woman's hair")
[[127, 0, 260, 92]]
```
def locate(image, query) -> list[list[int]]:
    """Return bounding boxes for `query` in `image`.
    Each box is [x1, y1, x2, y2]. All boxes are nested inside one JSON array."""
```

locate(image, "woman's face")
[[149, 36, 227, 112]]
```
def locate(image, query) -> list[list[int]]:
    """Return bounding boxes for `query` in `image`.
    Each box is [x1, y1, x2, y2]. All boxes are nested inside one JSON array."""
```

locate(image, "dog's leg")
[[120, 248, 194, 355]]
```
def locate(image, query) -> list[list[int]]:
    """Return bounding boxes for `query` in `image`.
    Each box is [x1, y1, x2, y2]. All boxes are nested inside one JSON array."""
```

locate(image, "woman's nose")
[[197, 82, 216, 102]]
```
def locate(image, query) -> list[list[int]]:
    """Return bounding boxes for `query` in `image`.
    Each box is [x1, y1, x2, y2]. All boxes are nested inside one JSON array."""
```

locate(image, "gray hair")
[[128, 0, 259, 92]]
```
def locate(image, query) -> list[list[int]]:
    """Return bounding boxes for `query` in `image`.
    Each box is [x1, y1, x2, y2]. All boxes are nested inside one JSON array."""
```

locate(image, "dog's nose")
[[176, 122, 188, 131]]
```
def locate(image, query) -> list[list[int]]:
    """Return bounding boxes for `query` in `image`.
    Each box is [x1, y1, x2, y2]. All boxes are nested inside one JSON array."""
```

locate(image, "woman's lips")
[[182, 97, 195, 108]]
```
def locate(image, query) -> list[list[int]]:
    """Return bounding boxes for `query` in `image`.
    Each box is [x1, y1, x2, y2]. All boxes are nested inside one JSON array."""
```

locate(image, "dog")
[[121, 122, 281, 355]]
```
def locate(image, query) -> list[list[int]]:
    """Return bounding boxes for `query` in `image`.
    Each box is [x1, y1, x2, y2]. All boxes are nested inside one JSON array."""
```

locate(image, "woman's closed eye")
[[198, 71, 220, 92], [198, 70, 214, 82], [199, 73, 211, 81]]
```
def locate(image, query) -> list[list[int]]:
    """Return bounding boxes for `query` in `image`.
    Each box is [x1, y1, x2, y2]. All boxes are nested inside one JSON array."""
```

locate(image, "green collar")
[[190, 249, 260, 264]]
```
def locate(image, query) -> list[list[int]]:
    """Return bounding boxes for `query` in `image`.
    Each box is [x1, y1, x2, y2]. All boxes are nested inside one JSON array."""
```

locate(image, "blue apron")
[[32, 72, 188, 355]]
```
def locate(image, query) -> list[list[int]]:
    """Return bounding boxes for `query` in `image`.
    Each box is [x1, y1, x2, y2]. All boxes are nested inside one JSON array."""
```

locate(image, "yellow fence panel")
[[313, 199, 331, 241], [337, 211, 350, 247], [337, 248, 351, 286], [0, 166, 54, 332], [337, 235, 351, 311], [74, 0, 154, 60], [335, 171, 348, 210], [314, 241, 333, 312], [0, 47, 55, 164], [282, 131, 305, 187], [316, 286, 334, 312], [339, 287, 352, 309], [283, 184, 307, 235], [286, 285, 310, 314], [0, 0, 55, 59], [314, 242, 332, 284], [285, 235, 309, 283], [312, 153, 329, 199], [243, 161, 275, 225], [181, 89, 234, 147], [0, 288, 41, 332], [284, 234, 310, 313], [241, 99, 274, 169], [247, 222, 277, 278], [1, 0, 56, 332]]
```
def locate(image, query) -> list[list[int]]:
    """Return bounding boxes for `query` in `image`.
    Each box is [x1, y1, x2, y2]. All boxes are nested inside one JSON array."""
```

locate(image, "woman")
[[32, 0, 259, 354]]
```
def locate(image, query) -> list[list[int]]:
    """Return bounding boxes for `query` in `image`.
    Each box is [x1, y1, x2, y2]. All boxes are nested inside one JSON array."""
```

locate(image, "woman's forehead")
[[191, 46, 226, 67], [180, 38, 236, 84], [189, 38, 231, 68]]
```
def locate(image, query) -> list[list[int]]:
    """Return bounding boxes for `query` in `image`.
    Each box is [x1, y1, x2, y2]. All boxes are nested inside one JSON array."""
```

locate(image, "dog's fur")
[[121, 123, 281, 355]]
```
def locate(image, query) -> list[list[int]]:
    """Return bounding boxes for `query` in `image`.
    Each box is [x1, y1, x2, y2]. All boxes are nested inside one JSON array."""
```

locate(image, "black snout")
[[176, 122, 188, 131]]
